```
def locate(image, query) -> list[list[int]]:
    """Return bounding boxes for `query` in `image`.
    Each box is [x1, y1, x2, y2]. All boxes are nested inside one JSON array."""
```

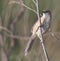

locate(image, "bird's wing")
[[25, 34, 36, 56]]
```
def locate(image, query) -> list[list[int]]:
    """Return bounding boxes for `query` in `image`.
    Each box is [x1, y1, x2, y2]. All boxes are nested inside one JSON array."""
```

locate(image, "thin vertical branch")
[[36, 0, 40, 19], [35, 0, 49, 61]]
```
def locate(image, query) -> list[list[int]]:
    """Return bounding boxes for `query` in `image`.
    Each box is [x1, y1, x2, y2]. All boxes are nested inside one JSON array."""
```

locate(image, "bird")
[[24, 10, 52, 56]]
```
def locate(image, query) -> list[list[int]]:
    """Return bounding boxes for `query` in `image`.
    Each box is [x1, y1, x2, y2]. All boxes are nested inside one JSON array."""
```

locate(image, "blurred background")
[[0, 0, 60, 61]]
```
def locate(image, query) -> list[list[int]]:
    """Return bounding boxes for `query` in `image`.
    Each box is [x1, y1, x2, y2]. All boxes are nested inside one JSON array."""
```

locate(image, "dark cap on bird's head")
[[42, 10, 51, 14], [42, 10, 52, 18]]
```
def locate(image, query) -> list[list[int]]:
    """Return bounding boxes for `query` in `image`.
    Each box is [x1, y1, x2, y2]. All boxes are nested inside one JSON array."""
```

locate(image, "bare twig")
[[0, 26, 29, 40], [35, 0, 49, 61], [0, 17, 8, 61], [0, 26, 12, 34], [8, 1, 37, 14], [22, 3, 37, 14], [6, 34, 29, 40], [36, 0, 40, 19], [48, 29, 60, 41], [32, 0, 36, 5], [0, 18, 3, 47], [7, 0, 25, 56]]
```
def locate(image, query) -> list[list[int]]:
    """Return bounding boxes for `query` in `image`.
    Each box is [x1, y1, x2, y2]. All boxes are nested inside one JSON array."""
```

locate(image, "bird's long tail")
[[24, 34, 36, 56]]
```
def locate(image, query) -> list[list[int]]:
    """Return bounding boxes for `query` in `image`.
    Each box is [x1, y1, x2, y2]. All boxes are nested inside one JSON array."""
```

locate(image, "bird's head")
[[42, 10, 51, 16]]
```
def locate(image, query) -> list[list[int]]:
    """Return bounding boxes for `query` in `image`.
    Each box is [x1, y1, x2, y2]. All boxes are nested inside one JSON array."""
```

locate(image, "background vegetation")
[[0, 0, 60, 61]]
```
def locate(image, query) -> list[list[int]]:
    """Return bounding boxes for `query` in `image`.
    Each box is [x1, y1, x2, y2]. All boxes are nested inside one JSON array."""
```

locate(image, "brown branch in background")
[[0, 0, 26, 59], [7, 0, 25, 57], [0, 17, 8, 61], [0, 26, 29, 40], [0, 18, 4, 47], [6, 34, 29, 40], [0, 26, 12, 34]]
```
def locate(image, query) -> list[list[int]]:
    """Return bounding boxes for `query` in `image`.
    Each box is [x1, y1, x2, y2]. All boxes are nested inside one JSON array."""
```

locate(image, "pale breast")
[[31, 15, 45, 33], [31, 20, 40, 35]]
